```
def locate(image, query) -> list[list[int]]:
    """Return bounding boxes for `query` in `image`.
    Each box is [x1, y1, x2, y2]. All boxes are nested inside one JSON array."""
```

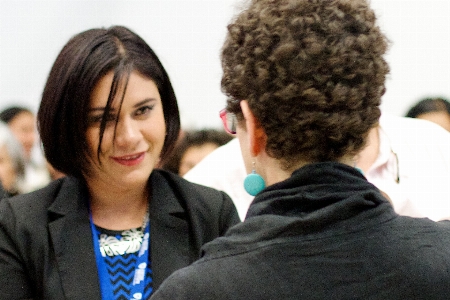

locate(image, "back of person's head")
[[38, 25, 180, 179], [0, 121, 26, 195], [221, 0, 389, 168]]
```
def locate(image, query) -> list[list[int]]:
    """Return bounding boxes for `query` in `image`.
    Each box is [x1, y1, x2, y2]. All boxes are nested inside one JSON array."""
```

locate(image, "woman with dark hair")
[[151, 0, 450, 299], [405, 97, 450, 131], [0, 25, 239, 299]]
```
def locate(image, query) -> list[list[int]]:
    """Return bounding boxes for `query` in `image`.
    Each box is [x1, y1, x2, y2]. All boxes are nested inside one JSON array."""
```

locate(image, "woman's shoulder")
[[152, 169, 241, 234], [0, 176, 79, 220], [151, 169, 239, 220]]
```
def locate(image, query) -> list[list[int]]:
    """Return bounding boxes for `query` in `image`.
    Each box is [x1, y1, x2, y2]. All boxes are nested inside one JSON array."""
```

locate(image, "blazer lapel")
[[149, 171, 192, 289], [48, 177, 101, 299], [46, 173, 194, 295]]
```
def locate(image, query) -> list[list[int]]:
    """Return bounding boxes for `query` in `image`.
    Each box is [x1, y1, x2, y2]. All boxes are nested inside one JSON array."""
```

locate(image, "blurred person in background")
[[0, 121, 26, 197], [0, 106, 51, 192], [184, 138, 252, 220], [405, 97, 450, 132], [161, 128, 233, 176], [0, 106, 36, 159]]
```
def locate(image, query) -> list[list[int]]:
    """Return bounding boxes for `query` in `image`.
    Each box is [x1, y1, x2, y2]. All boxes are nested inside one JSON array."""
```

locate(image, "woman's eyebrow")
[[133, 98, 156, 108], [88, 98, 158, 112]]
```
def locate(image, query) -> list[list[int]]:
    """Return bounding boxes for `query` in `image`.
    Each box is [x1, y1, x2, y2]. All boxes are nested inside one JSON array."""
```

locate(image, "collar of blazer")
[[47, 172, 191, 296]]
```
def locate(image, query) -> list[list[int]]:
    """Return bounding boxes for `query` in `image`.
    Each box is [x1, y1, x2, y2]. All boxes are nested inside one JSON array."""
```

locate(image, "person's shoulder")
[[150, 264, 208, 299], [184, 138, 243, 178], [201, 137, 240, 157], [435, 220, 450, 230], [183, 138, 246, 190], [152, 168, 241, 229], [429, 219, 450, 234], [381, 113, 450, 138], [380, 113, 450, 156], [388, 216, 450, 244], [151, 251, 232, 300], [0, 177, 70, 217]]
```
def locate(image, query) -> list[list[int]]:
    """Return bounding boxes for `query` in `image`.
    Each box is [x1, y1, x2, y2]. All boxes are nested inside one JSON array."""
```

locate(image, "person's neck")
[[258, 153, 358, 187], [87, 179, 149, 231], [355, 126, 380, 174]]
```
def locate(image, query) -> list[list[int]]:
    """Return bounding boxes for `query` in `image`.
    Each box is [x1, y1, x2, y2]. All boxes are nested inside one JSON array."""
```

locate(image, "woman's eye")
[[88, 114, 116, 124], [135, 105, 153, 116]]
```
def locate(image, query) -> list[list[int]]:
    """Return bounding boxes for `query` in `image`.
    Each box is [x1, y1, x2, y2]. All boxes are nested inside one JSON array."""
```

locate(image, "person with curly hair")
[[151, 0, 450, 299]]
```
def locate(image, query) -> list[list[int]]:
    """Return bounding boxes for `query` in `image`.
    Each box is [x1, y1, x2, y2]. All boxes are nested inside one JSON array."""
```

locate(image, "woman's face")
[[0, 145, 17, 192], [8, 111, 36, 159], [85, 71, 166, 190]]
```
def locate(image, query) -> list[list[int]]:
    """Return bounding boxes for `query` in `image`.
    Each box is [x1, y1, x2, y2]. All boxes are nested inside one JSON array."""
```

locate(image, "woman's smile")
[[111, 152, 146, 166]]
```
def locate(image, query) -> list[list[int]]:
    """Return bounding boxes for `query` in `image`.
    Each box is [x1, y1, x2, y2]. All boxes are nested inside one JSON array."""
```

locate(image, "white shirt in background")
[[185, 114, 450, 221]]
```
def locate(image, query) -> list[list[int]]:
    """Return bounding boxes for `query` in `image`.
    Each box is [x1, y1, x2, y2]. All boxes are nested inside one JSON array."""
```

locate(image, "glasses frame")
[[391, 149, 400, 184], [219, 109, 237, 135]]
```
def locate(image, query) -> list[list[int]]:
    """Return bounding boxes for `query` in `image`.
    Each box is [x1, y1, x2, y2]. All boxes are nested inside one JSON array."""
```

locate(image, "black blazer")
[[0, 169, 240, 299]]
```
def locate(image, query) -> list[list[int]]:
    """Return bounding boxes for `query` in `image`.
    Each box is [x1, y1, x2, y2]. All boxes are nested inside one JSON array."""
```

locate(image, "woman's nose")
[[114, 117, 140, 147]]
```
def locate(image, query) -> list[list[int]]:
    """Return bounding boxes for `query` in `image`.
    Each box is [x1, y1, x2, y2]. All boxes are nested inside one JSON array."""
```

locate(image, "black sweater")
[[151, 162, 450, 300]]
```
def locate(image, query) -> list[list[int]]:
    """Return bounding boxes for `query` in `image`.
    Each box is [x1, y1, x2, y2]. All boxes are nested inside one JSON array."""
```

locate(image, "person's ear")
[[240, 100, 266, 157]]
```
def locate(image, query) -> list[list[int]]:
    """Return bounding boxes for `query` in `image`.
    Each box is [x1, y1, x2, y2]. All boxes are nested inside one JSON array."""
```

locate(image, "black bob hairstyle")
[[37, 25, 180, 179]]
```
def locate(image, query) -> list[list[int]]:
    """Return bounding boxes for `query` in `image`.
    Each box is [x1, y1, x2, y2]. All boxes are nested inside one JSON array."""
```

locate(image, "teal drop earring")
[[243, 161, 266, 196]]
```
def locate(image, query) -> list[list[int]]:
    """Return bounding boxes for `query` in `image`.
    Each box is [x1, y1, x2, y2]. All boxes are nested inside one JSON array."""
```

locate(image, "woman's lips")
[[111, 152, 145, 166]]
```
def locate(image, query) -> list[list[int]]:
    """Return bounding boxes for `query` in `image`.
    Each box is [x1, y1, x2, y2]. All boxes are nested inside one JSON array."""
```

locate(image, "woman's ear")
[[240, 101, 266, 156]]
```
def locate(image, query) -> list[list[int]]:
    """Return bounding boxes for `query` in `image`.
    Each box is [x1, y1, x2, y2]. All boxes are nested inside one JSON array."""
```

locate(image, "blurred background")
[[1, 0, 449, 129]]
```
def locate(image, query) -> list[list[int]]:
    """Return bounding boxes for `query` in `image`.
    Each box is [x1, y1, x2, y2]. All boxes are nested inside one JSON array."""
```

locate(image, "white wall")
[[1, 0, 449, 129], [371, 0, 450, 117]]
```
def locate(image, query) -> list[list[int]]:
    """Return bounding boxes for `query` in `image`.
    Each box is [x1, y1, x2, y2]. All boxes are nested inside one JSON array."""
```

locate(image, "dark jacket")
[[0, 182, 7, 199], [0, 181, 16, 199], [151, 162, 450, 300], [0, 169, 240, 299]]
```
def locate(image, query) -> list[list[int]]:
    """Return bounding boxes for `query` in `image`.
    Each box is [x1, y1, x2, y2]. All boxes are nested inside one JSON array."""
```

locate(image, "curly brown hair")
[[221, 0, 389, 167]]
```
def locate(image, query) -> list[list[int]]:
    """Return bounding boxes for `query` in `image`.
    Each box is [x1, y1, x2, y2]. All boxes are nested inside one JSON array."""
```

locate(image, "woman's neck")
[[258, 151, 359, 187], [355, 126, 380, 173], [87, 179, 149, 231]]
